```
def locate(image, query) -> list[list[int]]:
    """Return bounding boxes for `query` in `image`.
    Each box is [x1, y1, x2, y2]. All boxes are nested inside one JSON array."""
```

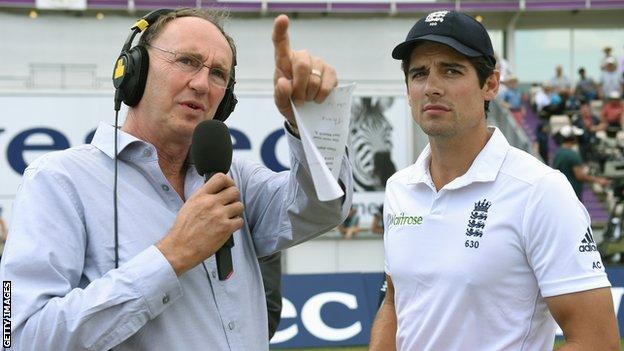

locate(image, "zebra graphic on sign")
[[348, 97, 397, 192]]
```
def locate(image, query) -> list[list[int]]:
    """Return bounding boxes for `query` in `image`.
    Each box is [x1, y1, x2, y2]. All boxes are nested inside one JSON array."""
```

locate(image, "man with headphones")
[[0, 8, 352, 350]]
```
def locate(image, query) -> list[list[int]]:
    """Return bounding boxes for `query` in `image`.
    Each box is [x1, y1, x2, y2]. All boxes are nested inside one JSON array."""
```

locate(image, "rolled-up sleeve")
[[238, 126, 353, 257]]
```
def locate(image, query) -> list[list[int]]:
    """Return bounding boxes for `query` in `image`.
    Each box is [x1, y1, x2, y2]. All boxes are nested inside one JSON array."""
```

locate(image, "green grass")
[[274, 340, 624, 350], [554, 339, 624, 349]]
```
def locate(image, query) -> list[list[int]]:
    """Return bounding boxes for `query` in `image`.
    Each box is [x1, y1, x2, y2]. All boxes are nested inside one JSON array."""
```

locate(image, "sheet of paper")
[[292, 83, 355, 201]]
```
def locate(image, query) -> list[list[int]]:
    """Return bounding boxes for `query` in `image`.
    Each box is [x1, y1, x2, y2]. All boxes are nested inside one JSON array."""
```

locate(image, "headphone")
[[112, 8, 238, 122]]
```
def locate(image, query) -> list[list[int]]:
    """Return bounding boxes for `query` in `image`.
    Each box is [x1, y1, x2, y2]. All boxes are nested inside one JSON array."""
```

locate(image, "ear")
[[482, 69, 500, 102]]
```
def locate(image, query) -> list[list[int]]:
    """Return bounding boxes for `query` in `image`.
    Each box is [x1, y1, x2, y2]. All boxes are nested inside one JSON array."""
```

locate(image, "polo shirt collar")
[[407, 127, 510, 189], [90, 121, 153, 161], [408, 144, 432, 185]]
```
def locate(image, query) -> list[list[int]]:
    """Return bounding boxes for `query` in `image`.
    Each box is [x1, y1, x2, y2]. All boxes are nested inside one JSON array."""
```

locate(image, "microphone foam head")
[[191, 120, 233, 176]]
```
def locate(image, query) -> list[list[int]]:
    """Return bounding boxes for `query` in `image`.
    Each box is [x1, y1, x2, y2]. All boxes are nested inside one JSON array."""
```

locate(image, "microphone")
[[191, 120, 235, 281]]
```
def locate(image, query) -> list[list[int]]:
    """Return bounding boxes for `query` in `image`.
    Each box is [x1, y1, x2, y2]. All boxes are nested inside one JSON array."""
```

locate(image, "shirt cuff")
[[284, 121, 300, 139], [123, 245, 183, 319], [286, 125, 306, 164]]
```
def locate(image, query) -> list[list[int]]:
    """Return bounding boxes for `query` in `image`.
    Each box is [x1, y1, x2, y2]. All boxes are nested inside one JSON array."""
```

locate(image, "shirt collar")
[[90, 121, 154, 161], [407, 143, 432, 185], [407, 127, 510, 189]]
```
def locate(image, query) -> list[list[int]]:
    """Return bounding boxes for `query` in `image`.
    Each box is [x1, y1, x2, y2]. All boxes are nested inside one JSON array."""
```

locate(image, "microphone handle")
[[204, 172, 235, 281], [216, 236, 235, 280]]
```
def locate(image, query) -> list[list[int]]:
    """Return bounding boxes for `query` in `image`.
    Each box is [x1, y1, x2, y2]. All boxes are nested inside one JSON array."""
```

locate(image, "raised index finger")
[[272, 14, 292, 77]]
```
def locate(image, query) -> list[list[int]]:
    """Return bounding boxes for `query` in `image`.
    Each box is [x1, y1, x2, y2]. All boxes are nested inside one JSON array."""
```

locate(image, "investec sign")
[[276, 269, 624, 348], [273, 270, 624, 348], [0, 91, 410, 227], [0, 91, 292, 197], [271, 273, 382, 348]]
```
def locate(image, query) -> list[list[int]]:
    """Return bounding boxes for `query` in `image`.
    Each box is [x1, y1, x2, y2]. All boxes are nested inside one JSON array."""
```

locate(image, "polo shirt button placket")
[[431, 192, 444, 215]]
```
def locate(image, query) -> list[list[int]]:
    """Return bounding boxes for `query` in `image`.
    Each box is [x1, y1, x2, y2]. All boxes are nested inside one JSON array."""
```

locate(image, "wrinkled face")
[[137, 17, 233, 141], [405, 42, 498, 139]]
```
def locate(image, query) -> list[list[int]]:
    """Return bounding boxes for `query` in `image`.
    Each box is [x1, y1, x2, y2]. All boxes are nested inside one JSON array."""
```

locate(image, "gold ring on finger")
[[310, 69, 322, 78]]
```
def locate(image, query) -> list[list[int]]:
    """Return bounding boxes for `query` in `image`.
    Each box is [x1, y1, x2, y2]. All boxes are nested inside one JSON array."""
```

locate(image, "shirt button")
[[162, 294, 170, 304], [161, 184, 170, 192], [211, 270, 217, 279], [228, 321, 235, 330]]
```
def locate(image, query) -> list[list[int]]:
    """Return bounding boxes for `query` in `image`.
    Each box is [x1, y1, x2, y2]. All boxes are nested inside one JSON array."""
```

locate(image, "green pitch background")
[[274, 340, 624, 350]]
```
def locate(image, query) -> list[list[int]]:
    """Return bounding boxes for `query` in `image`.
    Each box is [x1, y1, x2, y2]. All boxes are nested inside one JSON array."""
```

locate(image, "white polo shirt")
[[384, 127, 610, 351]]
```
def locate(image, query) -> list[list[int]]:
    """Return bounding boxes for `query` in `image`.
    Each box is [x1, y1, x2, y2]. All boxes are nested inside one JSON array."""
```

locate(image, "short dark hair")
[[138, 8, 237, 74], [401, 51, 495, 115]]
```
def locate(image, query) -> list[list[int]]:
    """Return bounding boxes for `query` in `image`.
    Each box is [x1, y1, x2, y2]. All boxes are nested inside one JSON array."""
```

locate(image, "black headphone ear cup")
[[121, 46, 150, 107], [214, 89, 237, 122]]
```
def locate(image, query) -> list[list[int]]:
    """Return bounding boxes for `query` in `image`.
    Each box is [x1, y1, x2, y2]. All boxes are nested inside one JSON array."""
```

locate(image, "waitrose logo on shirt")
[[388, 212, 423, 226]]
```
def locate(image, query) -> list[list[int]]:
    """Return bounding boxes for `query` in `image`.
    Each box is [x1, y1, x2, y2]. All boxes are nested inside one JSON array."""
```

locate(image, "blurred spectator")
[[0, 207, 6, 260], [536, 82, 564, 117], [339, 206, 360, 239], [534, 82, 552, 112], [371, 151, 395, 237], [535, 120, 551, 164], [572, 99, 602, 160], [550, 65, 572, 96], [500, 76, 524, 125], [600, 57, 622, 99], [533, 82, 559, 164], [601, 46, 615, 72], [601, 91, 624, 128], [371, 205, 384, 235], [619, 45, 624, 76], [495, 52, 513, 94], [574, 67, 599, 102], [553, 125, 609, 200]]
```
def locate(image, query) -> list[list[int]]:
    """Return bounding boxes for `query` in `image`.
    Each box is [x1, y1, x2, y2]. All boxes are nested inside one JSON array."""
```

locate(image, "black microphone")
[[191, 120, 235, 281]]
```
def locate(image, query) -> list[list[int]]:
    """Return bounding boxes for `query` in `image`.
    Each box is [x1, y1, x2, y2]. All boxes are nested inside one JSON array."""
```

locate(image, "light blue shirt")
[[0, 122, 352, 351], [501, 88, 522, 110]]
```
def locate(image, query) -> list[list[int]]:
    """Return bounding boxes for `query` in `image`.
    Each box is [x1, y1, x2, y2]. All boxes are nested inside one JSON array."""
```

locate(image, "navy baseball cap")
[[392, 10, 496, 66]]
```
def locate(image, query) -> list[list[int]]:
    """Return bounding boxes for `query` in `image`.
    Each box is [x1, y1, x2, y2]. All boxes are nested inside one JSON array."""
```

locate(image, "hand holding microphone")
[[156, 120, 243, 277]]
